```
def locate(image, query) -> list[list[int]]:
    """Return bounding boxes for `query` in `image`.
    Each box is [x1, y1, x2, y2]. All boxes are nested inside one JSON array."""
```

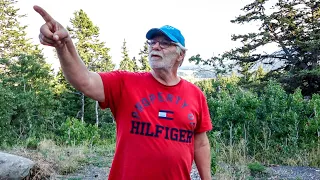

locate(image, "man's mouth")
[[151, 54, 162, 58]]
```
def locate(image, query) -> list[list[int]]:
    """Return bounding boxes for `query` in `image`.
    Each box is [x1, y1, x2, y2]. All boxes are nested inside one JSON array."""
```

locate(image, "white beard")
[[148, 50, 178, 70]]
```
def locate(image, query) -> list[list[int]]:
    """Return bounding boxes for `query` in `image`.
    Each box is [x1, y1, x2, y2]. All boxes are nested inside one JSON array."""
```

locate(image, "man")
[[34, 5, 213, 180]]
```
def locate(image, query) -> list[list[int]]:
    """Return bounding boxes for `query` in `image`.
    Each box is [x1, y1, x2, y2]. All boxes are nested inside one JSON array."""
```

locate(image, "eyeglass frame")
[[146, 39, 177, 49]]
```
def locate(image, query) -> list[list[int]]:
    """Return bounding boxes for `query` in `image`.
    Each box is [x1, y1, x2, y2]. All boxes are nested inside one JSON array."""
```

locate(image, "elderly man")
[[34, 5, 213, 180]]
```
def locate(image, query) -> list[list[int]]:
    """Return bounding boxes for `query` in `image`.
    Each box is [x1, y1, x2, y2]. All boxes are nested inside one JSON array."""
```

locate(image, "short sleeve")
[[195, 92, 213, 133], [98, 70, 126, 111]]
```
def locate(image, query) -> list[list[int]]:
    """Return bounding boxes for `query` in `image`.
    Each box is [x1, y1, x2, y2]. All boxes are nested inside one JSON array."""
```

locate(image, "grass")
[[2, 136, 319, 179], [210, 134, 320, 179], [4, 139, 115, 179]]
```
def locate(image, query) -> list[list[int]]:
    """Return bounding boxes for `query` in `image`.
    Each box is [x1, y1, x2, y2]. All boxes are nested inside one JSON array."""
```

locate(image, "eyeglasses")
[[147, 39, 176, 49]]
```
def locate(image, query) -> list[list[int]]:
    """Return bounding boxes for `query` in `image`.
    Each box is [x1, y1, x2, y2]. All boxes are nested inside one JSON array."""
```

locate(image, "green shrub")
[[247, 162, 266, 178], [58, 117, 100, 146], [199, 78, 320, 167]]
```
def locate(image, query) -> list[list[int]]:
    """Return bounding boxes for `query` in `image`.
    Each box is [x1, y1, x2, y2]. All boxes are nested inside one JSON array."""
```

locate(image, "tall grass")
[[5, 139, 115, 179], [209, 127, 320, 179]]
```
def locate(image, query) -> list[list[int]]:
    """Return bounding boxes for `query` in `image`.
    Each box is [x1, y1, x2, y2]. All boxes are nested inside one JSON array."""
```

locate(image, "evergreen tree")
[[119, 39, 136, 72], [253, 65, 266, 82], [54, 68, 82, 119], [190, 0, 320, 95], [138, 41, 151, 71], [0, 0, 42, 59], [237, 49, 254, 84], [63, 9, 115, 124], [0, 0, 61, 145], [0, 55, 61, 145], [132, 57, 139, 72], [67, 9, 115, 72]]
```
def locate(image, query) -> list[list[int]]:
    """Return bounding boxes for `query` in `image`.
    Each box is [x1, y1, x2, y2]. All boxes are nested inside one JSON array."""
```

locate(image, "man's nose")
[[152, 42, 161, 50]]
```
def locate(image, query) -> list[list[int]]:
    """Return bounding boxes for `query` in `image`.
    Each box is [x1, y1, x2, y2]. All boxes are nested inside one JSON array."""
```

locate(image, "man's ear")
[[179, 51, 185, 61], [177, 52, 185, 66]]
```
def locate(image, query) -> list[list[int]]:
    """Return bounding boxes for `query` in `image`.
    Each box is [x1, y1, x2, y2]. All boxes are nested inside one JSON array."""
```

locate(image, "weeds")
[[6, 139, 115, 179]]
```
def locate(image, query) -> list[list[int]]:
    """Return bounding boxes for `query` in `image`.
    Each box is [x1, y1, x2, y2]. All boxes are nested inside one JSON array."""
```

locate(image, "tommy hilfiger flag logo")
[[158, 110, 174, 120]]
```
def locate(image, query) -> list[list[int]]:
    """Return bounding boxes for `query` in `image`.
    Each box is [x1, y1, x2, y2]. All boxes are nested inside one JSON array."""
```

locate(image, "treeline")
[[194, 0, 320, 169], [196, 77, 320, 168], [0, 0, 150, 147], [0, 0, 319, 169]]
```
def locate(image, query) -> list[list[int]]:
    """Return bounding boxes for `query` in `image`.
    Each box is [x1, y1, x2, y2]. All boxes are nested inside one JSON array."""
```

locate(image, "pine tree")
[[65, 9, 115, 124], [132, 57, 139, 72], [190, 0, 320, 95], [237, 48, 254, 84], [0, 55, 61, 145], [0, 0, 62, 144], [253, 65, 266, 82], [67, 9, 115, 72], [0, 0, 42, 59], [138, 41, 151, 71], [54, 68, 82, 119], [119, 39, 136, 72]]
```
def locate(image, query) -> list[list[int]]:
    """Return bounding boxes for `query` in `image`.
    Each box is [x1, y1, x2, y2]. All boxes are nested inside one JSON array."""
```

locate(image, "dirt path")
[[267, 166, 320, 180], [52, 164, 320, 180], [53, 165, 109, 180]]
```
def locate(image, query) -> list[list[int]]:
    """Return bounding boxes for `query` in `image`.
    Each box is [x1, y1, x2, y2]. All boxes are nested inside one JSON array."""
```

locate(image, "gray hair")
[[175, 43, 187, 53], [175, 43, 187, 66]]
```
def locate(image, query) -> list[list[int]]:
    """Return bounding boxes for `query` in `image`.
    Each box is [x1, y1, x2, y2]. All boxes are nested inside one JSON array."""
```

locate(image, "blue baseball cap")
[[146, 25, 185, 48]]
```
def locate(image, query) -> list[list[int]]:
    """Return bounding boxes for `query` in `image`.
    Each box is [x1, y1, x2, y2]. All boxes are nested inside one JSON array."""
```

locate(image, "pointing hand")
[[33, 5, 70, 48]]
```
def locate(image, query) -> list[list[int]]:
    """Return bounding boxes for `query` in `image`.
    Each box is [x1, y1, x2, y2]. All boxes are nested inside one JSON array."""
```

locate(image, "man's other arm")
[[194, 132, 211, 180]]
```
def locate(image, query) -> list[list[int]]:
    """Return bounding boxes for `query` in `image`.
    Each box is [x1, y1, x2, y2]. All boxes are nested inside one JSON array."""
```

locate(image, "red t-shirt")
[[98, 70, 212, 180]]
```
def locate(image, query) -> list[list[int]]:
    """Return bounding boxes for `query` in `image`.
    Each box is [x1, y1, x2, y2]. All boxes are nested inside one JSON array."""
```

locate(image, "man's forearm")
[[194, 143, 211, 180], [56, 38, 91, 91]]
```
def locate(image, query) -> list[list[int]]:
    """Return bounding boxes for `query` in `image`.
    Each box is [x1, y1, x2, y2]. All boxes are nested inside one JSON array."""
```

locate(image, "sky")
[[15, 0, 270, 70]]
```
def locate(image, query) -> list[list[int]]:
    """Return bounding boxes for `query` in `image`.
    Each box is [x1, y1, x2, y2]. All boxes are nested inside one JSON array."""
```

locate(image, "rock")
[[0, 152, 35, 179]]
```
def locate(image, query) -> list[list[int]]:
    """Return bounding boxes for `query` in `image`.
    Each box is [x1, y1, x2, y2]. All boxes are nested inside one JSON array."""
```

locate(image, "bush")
[[247, 162, 266, 177], [58, 117, 100, 146], [199, 78, 320, 167]]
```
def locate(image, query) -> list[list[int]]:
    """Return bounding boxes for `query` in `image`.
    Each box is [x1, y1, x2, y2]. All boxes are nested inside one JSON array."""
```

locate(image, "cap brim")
[[146, 28, 162, 39], [146, 28, 179, 43]]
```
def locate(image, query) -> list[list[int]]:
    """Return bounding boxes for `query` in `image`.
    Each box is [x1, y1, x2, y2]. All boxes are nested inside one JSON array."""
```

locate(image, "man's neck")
[[151, 68, 180, 86]]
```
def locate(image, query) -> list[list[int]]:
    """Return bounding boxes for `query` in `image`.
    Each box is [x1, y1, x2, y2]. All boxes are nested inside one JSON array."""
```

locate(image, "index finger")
[[33, 5, 55, 23]]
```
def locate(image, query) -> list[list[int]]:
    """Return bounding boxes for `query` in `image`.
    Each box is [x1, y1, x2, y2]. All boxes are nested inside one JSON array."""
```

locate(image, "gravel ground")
[[54, 163, 202, 180], [190, 164, 201, 180], [53, 163, 320, 180], [267, 166, 320, 180], [191, 164, 320, 180], [53, 165, 109, 180]]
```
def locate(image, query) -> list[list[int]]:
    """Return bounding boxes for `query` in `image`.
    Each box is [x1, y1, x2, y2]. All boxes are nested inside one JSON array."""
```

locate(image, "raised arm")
[[33, 5, 105, 102]]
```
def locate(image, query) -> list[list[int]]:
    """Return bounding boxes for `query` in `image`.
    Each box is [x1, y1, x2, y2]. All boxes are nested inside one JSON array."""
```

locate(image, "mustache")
[[149, 51, 163, 58]]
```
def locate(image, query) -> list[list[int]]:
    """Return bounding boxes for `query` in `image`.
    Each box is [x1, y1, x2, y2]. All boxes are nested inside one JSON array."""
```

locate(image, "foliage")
[[99, 122, 116, 141], [190, 0, 320, 96], [138, 40, 151, 71], [119, 39, 138, 72], [196, 77, 320, 167], [0, 83, 16, 147], [53, 68, 82, 120], [0, 0, 42, 59], [247, 162, 266, 176], [67, 9, 115, 72], [0, 55, 61, 147], [1, 2, 320, 177], [58, 117, 100, 146], [65, 9, 115, 124]]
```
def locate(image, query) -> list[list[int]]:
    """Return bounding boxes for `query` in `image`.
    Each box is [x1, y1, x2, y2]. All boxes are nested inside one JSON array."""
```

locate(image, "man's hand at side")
[[194, 132, 211, 180]]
